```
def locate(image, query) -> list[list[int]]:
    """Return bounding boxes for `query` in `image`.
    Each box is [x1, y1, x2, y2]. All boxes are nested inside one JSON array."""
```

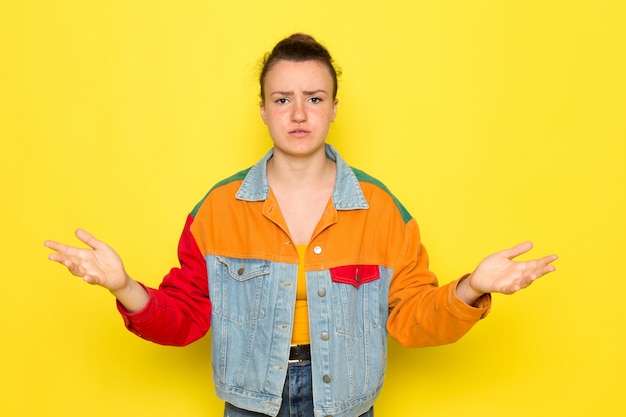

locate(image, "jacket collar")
[[236, 144, 369, 211]]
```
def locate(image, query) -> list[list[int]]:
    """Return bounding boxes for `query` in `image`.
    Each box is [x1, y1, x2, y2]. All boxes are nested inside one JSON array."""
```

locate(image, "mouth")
[[289, 129, 311, 137]]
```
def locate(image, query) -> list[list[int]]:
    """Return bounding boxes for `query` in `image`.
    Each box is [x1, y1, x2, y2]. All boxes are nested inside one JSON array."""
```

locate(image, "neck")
[[267, 147, 335, 188]]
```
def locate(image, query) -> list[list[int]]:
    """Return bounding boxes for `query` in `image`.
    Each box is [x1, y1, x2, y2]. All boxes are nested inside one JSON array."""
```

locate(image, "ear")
[[331, 98, 339, 122], [259, 100, 268, 124]]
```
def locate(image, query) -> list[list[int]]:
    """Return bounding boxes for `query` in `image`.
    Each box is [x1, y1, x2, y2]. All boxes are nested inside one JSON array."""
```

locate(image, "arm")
[[387, 221, 557, 348], [45, 214, 212, 346], [387, 220, 491, 348], [117, 214, 211, 345]]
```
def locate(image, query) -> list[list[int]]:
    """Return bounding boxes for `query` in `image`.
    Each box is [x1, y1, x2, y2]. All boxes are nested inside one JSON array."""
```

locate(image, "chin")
[[274, 139, 325, 155], [280, 148, 325, 160]]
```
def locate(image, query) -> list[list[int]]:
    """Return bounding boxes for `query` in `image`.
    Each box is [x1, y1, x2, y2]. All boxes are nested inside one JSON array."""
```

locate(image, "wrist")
[[110, 276, 149, 313], [456, 274, 485, 306]]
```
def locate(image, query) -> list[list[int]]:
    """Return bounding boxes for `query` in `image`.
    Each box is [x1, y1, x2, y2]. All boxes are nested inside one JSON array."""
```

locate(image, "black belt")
[[289, 344, 311, 362]]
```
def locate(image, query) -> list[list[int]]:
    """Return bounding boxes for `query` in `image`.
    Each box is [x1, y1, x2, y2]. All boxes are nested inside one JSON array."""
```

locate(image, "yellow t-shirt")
[[291, 244, 310, 345]]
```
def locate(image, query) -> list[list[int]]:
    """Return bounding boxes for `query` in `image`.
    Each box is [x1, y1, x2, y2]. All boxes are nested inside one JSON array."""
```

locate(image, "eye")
[[274, 98, 288, 104], [309, 97, 322, 104]]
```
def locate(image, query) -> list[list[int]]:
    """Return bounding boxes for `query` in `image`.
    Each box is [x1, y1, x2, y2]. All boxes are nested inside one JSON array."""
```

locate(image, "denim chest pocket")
[[211, 256, 271, 324], [330, 265, 382, 337]]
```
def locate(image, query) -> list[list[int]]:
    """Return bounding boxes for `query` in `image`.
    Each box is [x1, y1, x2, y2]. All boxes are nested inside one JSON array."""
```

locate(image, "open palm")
[[468, 241, 558, 295], [45, 229, 128, 292]]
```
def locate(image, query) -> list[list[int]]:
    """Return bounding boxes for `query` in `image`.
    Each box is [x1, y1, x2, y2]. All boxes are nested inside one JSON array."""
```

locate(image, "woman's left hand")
[[456, 242, 558, 305]]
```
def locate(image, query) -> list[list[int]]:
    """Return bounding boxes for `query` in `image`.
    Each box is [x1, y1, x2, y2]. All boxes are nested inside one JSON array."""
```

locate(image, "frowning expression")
[[260, 60, 338, 159]]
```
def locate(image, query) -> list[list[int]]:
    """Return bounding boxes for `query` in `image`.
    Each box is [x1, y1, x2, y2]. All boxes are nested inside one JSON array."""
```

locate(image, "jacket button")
[[321, 332, 329, 341], [317, 288, 326, 297], [237, 267, 244, 276], [323, 374, 331, 383], [313, 245, 323, 254]]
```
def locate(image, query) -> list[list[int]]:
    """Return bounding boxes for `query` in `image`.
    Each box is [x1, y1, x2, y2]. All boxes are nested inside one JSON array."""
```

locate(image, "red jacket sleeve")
[[116, 214, 211, 346]]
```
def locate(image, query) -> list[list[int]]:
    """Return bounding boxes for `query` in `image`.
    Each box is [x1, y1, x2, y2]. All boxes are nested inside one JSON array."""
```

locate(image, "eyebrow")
[[270, 89, 328, 96]]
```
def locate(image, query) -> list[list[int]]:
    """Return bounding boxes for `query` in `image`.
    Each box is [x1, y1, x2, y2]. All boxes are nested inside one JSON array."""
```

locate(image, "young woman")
[[44, 33, 557, 417]]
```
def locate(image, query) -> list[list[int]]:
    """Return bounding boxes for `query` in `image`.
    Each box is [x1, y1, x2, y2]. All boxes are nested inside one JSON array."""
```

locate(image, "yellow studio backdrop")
[[1, 1, 624, 416]]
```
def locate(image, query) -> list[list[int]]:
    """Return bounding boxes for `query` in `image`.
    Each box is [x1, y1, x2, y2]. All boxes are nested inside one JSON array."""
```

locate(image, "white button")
[[313, 245, 322, 255]]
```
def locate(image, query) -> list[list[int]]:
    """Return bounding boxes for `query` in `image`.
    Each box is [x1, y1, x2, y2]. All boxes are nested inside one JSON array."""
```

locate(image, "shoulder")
[[190, 167, 252, 217], [351, 166, 413, 224], [209, 168, 251, 193]]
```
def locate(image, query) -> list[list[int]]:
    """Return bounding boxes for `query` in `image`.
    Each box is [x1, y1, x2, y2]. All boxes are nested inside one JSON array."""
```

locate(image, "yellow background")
[[1, 1, 624, 416]]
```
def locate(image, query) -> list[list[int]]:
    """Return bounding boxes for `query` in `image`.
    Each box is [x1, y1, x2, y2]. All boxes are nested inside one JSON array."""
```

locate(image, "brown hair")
[[259, 33, 341, 101]]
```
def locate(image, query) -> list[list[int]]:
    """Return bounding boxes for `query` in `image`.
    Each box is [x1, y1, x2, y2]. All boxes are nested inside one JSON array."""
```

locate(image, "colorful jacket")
[[118, 144, 491, 417]]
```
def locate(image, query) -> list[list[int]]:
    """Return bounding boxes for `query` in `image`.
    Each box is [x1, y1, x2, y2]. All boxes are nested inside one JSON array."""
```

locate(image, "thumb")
[[75, 229, 107, 251], [504, 241, 534, 260]]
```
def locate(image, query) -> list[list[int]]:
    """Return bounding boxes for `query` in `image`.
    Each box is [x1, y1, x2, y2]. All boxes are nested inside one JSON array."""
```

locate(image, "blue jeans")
[[223, 361, 374, 417]]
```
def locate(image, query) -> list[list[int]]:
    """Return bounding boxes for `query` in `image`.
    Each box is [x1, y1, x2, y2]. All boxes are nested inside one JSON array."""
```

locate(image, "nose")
[[291, 99, 307, 123]]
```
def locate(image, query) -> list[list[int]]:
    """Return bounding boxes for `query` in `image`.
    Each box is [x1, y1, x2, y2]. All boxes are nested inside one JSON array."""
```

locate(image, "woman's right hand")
[[45, 228, 128, 290], [45, 229, 149, 312]]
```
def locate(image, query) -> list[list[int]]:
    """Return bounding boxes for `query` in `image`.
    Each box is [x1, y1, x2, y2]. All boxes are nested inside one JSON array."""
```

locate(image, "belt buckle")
[[288, 344, 310, 363]]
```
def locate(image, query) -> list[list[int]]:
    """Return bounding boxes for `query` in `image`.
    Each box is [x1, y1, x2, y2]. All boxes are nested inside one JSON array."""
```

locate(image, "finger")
[[512, 257, 557, 287], [536, 255, 558, 271], [47, 252, 66, 264], [496, 281, 524, 294], [75, 229, 107, 251], [82, 273, 101, 285], [530, 260, 558, 280], [44, 240, 70, 254], [524, 254, 559, 275], [44, 240, 86, 260], [504, 241, 534, 260], [47, 252, 72, 269], [47, 252, 84, 277], [503, 272, 541, 294]]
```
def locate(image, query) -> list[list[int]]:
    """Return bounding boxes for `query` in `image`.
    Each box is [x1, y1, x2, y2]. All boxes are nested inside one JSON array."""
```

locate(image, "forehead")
[[264, 60, 334, 89]]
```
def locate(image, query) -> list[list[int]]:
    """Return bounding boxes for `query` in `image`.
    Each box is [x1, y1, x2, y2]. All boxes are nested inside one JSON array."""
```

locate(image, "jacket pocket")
[[330, 265, 379, 288], [212, 256, 271, 324], [329, 265, 382, 337]]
